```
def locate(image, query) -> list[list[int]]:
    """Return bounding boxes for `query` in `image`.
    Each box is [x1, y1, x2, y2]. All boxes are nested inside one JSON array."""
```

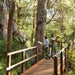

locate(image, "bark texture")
[[0, 0, 17, 40], [7, 1, 15, 75], [35, 0, 47, 45]]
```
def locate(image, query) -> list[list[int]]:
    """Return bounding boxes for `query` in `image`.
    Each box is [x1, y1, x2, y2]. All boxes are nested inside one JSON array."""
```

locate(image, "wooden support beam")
[[22, 51, 25, 73], [60, 52, 63, 75], [36, 47, 38, 63], [7, 55, 11, 75], [54, 57, 57, 75], [42, 46, 45, 58], [65, 48, 67, 70]]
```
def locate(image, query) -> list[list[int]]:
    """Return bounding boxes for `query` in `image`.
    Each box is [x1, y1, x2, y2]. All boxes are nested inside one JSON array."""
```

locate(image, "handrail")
[[53, 43, 70, 75], [6, 52, 44, 71], [6, 54, 37, 71], [53, 45, 68, 57], [6, 42, 68, 75], [6, 45, 44, 75], [7, 46, 37, 56]]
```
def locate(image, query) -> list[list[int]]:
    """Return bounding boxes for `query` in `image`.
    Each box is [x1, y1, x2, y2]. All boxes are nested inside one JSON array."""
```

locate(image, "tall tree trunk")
[[35, 0, 47, 45], [6, 1, 15, 75], [0, 0, 8, 39]]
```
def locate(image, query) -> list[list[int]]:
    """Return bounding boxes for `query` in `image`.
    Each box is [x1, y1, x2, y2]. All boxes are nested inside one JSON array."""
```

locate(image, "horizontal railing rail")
[[7, 46, 37, 56], [53, 45, 68, 57]]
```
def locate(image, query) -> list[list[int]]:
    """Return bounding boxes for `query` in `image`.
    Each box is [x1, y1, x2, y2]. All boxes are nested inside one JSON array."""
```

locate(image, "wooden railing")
[[6, 46, 44, 75], [53, 43, 70, 75], [6, 41, 68, 75]]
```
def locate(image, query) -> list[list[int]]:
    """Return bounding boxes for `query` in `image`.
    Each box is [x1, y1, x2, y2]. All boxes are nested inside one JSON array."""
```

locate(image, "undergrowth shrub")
[[0, 39, 31, 75]]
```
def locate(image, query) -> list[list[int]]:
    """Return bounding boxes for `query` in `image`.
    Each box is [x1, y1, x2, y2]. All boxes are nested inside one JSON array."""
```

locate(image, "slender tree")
[[6, 0, 15, 75]]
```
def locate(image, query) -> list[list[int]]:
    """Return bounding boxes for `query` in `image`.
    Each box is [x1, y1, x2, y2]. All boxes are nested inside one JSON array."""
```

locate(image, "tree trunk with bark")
[[0, 0, 17, 40], [0, 0, 8, 39], [35, 0, 47, 45], [6, 1, 15, 75]]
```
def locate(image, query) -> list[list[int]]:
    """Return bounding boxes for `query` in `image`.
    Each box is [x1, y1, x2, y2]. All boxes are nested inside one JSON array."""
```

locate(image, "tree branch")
[[46, 0, 49, 7], [46, 10, 57, 24], [51, 0, 57, 7], [47, 0, 57, 8], [52, 19, 60, 22]]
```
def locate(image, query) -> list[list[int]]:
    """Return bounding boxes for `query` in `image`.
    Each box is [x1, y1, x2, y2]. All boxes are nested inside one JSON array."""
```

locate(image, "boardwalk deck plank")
[[21, 57, 61, 75]]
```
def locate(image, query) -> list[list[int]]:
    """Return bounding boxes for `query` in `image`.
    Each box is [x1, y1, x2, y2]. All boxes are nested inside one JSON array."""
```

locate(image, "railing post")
[[60, 52, 63, 75], [6, 55, 11, 75], [54, 57, 57, 75], [42, 46, 45, 58], [22, 51, 25, 73], [65, 48, 67, 70], [65, 44, 70, 74], [36, 47, 38, 63]]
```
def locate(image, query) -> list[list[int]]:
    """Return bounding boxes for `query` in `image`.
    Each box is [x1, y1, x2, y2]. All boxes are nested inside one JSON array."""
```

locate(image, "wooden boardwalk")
[[21, 57, 61, 75], [6, 45, 68, 75]]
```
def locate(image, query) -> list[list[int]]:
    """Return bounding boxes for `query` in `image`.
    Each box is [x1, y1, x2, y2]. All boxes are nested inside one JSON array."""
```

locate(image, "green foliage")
[[14, 0, 37, 45], [0, 58, 6, 75], [0, 39, 31, 75], [46, 0, 75, 42], [39, 54, 43, 60], [12, 40, 24, 51], [0, 0, 75, 74], [25, 53, 31, 68], [0, 39, 24, 57], [66, 45, 75, 74], [0, 40, 7, 57]]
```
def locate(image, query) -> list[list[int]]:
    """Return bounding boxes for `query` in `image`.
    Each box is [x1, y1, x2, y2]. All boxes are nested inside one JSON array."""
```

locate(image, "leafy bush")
[[0, 39, 31, 75], [0, 40, 7, 57], [65, 45, 75, 74], [11, 40, 24, 51], [0, 39, 24, 57], [0, 58, 6, 75]]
